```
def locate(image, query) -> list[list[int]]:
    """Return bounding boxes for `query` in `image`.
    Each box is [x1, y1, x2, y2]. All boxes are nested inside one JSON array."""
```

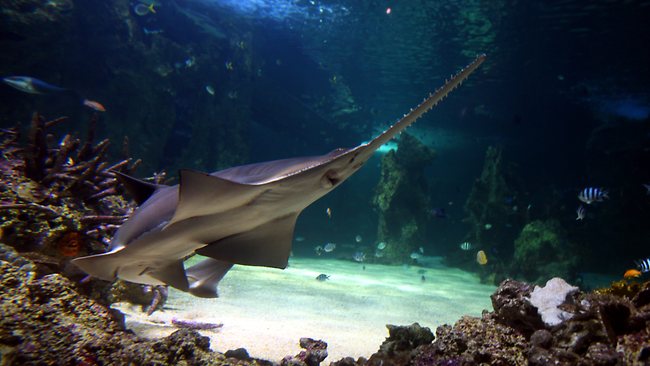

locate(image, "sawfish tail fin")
[[71, 251, 122, 282], [186, 258, 234, 298], [366, 54, 486, 153]]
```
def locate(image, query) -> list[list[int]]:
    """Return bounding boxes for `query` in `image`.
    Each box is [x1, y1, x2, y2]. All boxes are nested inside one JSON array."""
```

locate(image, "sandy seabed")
[[115, 256, 496, 362]]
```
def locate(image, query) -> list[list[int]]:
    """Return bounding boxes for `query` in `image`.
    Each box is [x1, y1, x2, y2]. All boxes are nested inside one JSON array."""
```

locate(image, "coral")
[[511, 219, 578, 284], [372, 133, 435, 263], [0, 113, 138, 258], [529, 277, 579, 326], [0, 244, 272, 365]]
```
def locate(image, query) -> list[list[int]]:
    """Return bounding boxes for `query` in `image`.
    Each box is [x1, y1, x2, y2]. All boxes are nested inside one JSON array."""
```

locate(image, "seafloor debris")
[[171, 318, 224, 330]]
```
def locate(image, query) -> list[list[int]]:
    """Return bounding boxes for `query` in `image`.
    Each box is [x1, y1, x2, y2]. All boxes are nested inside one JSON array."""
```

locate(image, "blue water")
[[1, 0, 649, 284]]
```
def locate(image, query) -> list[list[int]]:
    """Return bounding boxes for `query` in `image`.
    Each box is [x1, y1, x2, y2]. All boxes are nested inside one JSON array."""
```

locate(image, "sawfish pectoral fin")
[[167, 169, 262, 227], [186, 258, 234, 298], [195, 213, 298, 269], [149, 260, 189, 292], [71, 250, 124, 281]]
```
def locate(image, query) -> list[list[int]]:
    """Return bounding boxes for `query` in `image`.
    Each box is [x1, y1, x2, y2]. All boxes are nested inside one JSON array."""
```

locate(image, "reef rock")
[[511, 219, 578, 284], [372, 133, 435, 263], [0, 244, 269, 365]]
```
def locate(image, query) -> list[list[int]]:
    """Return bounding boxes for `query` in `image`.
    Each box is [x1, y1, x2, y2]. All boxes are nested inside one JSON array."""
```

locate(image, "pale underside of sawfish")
[[72, 55, 486, 298]]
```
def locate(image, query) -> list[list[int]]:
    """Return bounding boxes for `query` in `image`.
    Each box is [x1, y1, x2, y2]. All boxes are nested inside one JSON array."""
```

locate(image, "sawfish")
[[72, 55, 485, 298]]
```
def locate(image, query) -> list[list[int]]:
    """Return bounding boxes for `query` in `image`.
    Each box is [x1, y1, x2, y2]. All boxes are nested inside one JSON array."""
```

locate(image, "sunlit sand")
[[115, 257, 495, 362]]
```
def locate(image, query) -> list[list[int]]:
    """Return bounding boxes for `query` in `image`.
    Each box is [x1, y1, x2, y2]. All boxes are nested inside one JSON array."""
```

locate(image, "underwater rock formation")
[[332, 277, 650, 365], [458, 145, 524, 280], [0, 244, 273, 365], [372, 133, 435, 263], [511, 219, 578, 285]]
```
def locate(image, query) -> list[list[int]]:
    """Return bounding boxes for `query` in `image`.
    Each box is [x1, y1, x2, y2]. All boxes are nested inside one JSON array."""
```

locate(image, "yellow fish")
[[326, 207, 332, 218], [476, 250, 488, 265]]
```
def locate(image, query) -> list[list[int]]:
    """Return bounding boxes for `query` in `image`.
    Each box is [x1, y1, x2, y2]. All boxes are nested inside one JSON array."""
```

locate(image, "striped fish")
[[578, 187, 608, 204], [635, 257, 650, 273]]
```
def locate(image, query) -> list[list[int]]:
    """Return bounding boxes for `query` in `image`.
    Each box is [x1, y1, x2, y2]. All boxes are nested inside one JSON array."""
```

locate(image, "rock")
[[414, 314, 527, 366], [530, 329, 553, 349], [281, 338, 328, 366], [529, 277, 579, 327], [225, 347, 251, 360], [491, 279, 545, 335], [0, 248, 265, 365]]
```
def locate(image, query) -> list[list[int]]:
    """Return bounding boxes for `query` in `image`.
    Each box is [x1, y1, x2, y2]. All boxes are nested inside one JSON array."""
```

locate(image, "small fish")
[[635, 257, 650, 273], [316, 274, 330, 281], [225, 61, 234, 71], [352, 251, 366, 262], [376, 242, 386, 250], [644, 184, 650, 195], [294, 236, 305, 242], [421, 275, 426, 282], [82, 99, 106, 112], [323, 242, 336, 252], [430, 207, 447, 218], [374, 250, 384, 258], [576, 205, 586, 220], [134, 2, 156, 16], [409, 252, 422, 260], [476, 250, 488, 265], [484, 223, 492, 230], [419, 246, 424, 254], [459, 242, 472, 251], [205, 85, 215, 95], [355, 235, 362, 243], [326, 207, 332, 218], [578, 187, 608, 204], [624, 269, 642, 279], [314, 245, 323, 256]]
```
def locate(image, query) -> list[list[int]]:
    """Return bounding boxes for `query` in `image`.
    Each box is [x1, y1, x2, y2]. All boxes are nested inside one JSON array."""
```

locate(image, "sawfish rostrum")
[[72, 55, 486, 298]]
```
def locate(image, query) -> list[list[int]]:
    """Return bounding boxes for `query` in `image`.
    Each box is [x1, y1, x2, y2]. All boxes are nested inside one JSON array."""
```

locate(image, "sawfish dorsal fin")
[[167, 169, 262, 227], [196, 213, 298, 269], [113, 171, 162, 205]]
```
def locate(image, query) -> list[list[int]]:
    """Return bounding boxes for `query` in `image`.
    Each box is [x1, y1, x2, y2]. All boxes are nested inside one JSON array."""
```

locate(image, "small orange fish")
[[476, 250, 488, 265], [623, 269, 642, 279], [326, 207, 332, 218], [83, 99, 106, 112]]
